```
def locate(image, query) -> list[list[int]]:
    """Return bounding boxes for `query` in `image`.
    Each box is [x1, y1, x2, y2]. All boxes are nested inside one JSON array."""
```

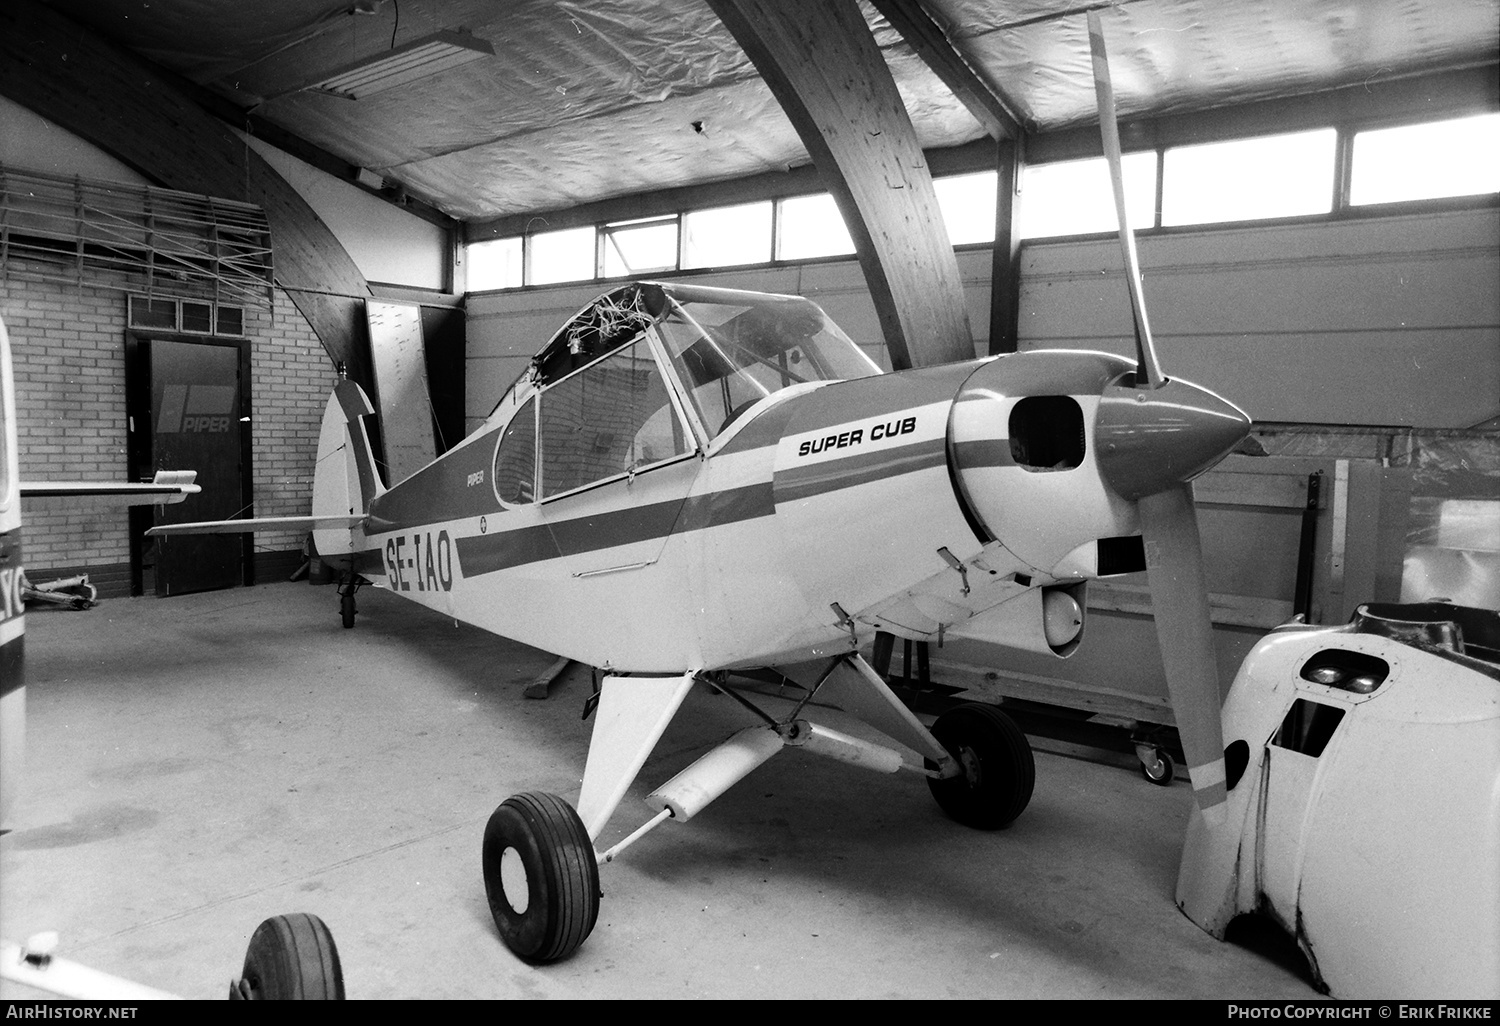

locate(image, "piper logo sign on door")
[[156, 385, 237, 433]]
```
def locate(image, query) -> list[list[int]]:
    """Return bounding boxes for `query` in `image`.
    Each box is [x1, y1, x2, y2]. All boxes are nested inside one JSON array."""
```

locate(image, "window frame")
[[1160, 126, 1340, 228], [1346, 110, 1500, 209], [463, 102, 1499, 293], [490, 393, 538, 508], [532, 327, 702, 505], [600, 214, 682, 279]]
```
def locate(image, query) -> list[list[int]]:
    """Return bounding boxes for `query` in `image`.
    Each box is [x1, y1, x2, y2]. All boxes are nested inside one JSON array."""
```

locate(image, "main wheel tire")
[[483, 792, 600, 964], [339, 590, 356, 629], [233, 913, 344, 1000], [925, 703, 1035, 830]]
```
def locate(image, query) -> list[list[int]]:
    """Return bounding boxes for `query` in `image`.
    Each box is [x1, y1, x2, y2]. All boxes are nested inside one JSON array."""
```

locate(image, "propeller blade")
[[1087, 9, 1164, 390], [1140, 484, 1227, 821]]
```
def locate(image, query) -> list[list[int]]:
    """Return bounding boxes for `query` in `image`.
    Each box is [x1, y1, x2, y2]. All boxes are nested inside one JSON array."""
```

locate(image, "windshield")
[[654, 291, 880, 437]]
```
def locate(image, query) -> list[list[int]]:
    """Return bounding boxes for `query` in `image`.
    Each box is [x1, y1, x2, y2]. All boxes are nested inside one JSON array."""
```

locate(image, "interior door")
[[138, 338, 248, 596]]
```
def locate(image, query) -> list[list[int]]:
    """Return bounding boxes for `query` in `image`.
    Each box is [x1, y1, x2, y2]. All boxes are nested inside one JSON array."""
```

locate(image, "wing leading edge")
[[145, 513, 366, 537]]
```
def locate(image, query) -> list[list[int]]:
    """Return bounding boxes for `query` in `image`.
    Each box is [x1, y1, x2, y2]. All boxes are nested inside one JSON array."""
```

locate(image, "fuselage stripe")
[[453, 483, 776, 577], [951, 438, 1016, 469], [775, 437, 947, 503], [450, 432, 947, 579]]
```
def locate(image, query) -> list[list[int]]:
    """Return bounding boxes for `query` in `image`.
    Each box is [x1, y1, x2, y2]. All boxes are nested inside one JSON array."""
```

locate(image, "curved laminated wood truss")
[[0, 0, 376, 394]]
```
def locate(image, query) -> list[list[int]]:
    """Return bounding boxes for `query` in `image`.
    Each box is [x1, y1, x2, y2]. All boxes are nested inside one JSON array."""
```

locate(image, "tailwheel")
[[337, 575, 360, 629], [925, 702, 1035, 830], [483, 792, 600, 964], [230, 913, 344, 1000]]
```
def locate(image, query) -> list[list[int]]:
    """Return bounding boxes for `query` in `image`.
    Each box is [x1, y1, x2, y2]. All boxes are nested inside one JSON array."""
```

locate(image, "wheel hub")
[[500, 846, 530, 914], [959, 745, 982, 787]]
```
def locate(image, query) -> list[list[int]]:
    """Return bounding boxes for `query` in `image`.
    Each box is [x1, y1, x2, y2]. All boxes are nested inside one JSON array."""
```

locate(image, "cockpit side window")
[[537, 337, 690, 500], [492, 395, 537, 505]]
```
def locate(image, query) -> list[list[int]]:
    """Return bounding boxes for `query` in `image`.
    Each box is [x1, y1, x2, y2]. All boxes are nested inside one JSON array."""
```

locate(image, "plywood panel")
[[367, 301, 436, 484]]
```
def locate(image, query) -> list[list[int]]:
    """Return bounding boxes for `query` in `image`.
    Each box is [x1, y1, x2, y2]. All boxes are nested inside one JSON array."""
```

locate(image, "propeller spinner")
[[1087, 9, 1248, 820]]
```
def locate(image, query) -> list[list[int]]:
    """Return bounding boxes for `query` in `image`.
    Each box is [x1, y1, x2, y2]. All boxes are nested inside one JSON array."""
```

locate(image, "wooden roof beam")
[[868, 0, 1027, 141], [708, 0, 975, 370]]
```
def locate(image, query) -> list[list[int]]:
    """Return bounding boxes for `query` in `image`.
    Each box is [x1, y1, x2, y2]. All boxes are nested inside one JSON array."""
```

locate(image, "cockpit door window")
[[537, 336, 694, 501]]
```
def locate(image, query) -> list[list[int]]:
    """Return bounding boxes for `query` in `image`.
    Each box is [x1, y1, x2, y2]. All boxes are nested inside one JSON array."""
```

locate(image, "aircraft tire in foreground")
[[925, 702, 1035, 830], [483, 792, 601, 963], [230, 912, 344, 999]]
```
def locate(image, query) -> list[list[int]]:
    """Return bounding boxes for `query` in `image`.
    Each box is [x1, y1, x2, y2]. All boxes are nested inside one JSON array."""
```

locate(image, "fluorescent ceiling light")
[[307, 31, 493, 99]]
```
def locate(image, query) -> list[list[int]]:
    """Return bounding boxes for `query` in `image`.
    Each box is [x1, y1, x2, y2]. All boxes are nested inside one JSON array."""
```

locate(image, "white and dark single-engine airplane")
[[151, 273, 1249, 964], [141, 14, 1249, 966]]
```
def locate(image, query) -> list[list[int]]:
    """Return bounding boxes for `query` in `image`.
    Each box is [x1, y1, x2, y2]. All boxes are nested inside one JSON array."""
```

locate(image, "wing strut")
[[575, 672, 697, 841]]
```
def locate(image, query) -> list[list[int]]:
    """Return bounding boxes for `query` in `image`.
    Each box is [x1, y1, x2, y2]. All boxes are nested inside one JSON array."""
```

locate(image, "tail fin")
[[312, 379, 385, 559]]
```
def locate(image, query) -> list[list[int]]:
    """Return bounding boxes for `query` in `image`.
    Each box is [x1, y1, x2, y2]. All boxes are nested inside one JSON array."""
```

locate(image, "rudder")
[[311, 379, 384, 560]]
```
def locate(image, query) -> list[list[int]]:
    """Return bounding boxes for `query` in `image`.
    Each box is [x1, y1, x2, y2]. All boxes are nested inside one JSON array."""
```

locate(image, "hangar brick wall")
[[0, 275, 329, 589]]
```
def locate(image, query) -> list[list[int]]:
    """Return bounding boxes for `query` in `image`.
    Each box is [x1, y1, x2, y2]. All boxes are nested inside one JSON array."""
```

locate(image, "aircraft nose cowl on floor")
[[1095, 377, 1251, 501]]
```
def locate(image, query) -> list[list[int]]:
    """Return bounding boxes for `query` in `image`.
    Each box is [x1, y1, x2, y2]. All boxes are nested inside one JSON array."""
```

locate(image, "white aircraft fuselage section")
[[355, 307, 1154, 674]]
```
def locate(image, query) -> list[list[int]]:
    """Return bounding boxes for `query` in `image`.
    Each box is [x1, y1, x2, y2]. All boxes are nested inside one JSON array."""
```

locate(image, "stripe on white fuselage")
[[774, 399, 950, 504], [377, 401, 950, 582]]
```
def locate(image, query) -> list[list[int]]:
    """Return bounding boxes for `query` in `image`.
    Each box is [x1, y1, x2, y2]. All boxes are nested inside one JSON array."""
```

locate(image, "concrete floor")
[[1, 581, 1323, 1000]]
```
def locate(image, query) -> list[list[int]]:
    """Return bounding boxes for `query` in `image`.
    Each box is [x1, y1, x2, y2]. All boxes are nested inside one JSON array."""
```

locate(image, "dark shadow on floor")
[[1225, 913, 1325, 993]]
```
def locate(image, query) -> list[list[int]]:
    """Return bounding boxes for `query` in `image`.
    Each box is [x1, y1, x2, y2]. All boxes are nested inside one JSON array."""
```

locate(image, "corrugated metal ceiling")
[[34, 0, 1500, 221]]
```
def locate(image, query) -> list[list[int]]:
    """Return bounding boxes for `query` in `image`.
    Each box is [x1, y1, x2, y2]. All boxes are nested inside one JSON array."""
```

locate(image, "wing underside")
[[21, 470, 200, 507]]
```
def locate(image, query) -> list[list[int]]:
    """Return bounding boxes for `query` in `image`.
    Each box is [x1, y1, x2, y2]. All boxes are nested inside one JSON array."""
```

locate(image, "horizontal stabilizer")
[[21, 470, 201, 507], [146, 514, 366, 537]]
